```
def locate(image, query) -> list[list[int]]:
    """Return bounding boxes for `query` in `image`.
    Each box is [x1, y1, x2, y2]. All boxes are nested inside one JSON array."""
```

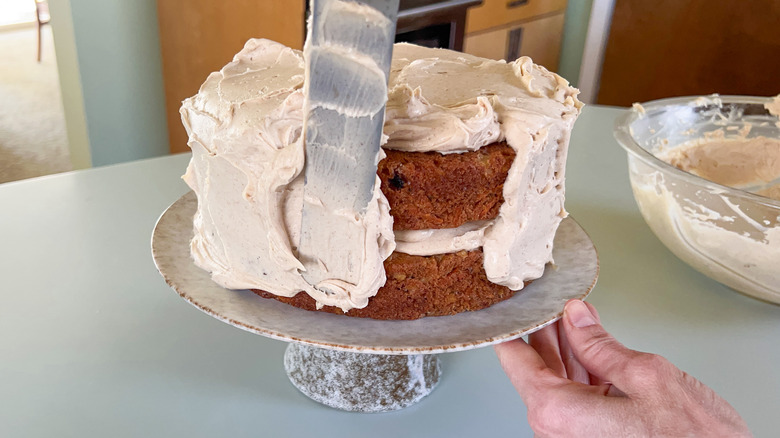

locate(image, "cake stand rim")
[[152, 191, 599, 355]]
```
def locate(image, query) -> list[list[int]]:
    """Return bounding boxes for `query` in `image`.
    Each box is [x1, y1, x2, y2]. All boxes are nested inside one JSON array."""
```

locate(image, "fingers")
[[528, 322, 565, 378], [496, 324, 639, 437], [578, 301, 611, 387], [499, 301, 752, 437], [528, 304, 603, 383], [557, 318, 590, 385], [562, 299, 645, 394], [494, 338, 562, 404], [583, 300, 601, 322], [526, 384, 633, 437]]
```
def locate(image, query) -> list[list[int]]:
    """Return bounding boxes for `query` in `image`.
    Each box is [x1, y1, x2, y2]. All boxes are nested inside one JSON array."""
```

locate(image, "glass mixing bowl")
[[614, 95, 780, 304]]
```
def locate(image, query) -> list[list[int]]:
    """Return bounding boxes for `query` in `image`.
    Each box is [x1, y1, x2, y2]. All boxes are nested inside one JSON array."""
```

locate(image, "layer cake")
[[180, 39, 582, 319]]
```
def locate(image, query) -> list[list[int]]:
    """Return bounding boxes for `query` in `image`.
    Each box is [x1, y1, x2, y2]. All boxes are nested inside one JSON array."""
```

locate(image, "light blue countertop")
[[1, 105, 778, 437]]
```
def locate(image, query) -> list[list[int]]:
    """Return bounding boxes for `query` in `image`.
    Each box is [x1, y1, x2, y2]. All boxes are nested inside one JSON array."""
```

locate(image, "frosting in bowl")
[[658, 136, 780, 200]]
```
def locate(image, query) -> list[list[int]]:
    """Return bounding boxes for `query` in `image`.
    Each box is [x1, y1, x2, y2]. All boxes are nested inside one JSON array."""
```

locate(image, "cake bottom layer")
[[253, 249, 525, 320]]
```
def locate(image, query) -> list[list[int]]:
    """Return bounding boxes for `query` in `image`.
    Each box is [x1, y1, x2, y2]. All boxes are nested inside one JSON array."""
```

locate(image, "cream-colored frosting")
[[388, 44, 581, 289], [181, 39, 581, 311], [180, 39, 394, 311], [394, 220, 490, 255], [658, 136, 780, 190]]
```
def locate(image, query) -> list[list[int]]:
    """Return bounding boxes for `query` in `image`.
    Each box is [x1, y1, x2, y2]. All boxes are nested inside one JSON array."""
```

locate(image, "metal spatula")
[[298, 0, 399, 296]]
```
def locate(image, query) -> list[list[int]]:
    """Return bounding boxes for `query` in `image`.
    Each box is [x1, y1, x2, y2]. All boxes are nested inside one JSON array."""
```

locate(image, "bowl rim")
[[613, 94, 780, 209]]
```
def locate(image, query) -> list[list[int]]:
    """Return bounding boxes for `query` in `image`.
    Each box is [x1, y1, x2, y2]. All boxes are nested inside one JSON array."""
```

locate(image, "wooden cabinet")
[[157, 0, 305, 154], [463, 0, 567, 71], [597, 0, 780, 106]]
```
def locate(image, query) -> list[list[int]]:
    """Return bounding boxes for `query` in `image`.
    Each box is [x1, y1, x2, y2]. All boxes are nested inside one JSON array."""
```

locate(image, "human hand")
[[494, 300, 750, 437]]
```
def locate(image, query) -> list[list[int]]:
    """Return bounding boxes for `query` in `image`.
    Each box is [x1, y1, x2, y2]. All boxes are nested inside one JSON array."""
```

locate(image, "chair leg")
[[37, 23, 42, 62]]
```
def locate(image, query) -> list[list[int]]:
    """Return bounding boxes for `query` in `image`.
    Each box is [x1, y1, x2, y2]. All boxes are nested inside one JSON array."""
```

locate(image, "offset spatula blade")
[[298, 0, 399, 296]]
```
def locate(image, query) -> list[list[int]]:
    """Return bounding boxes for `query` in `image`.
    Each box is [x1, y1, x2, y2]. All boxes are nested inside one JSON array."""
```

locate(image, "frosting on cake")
[[181, 39, 582, 312]]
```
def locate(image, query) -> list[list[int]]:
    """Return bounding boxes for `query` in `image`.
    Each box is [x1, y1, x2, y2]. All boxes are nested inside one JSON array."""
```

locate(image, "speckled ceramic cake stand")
[[152, 192, 599, 412]]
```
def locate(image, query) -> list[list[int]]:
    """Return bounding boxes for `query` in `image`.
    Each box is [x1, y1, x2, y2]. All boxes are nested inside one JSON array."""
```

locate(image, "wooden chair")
[[35, 0, 50, 62]]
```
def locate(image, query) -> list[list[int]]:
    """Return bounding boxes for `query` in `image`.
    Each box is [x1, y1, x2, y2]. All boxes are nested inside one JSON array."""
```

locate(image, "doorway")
[[0, 0, 71, 184]]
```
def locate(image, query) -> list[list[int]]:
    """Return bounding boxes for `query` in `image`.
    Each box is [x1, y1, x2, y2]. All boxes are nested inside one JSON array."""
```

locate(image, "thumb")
[[562, 300, 648, 394]]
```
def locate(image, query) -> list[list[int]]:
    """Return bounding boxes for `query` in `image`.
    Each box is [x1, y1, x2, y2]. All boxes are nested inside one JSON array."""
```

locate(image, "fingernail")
[[566, 300, 597, 328]]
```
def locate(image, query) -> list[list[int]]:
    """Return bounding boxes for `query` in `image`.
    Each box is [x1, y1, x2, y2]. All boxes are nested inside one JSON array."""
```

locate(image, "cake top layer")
[[186, 39, 581, 155], [181, 39, 581, 312], [390, 43, 579, 110]]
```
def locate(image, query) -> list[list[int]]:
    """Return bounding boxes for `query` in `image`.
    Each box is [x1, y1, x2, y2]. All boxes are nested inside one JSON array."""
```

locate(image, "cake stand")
[[152, 192, 599, 412]]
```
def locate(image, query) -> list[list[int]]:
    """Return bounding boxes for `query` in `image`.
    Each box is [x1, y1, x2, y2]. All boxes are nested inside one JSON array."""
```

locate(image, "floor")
[[0, 25, 71, 184], [0, 0, 36, 28]]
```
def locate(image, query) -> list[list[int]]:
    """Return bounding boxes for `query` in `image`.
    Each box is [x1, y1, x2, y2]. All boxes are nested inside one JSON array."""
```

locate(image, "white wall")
[[577, 0, 615, 104], [69, 0, 169, 167], [50, 0, 169, 168], [48, 0, 91, 169], [558, 0, 617, 104], [558, 0, 594, 88]]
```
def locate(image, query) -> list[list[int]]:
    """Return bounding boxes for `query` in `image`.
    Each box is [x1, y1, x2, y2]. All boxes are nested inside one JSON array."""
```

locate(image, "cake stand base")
[[284, 343, 441, 412]]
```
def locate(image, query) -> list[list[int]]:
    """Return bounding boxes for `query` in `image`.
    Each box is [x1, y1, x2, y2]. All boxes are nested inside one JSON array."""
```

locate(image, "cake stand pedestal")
[[284, 343, 440, 412], [152, 193, 599, 412]]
